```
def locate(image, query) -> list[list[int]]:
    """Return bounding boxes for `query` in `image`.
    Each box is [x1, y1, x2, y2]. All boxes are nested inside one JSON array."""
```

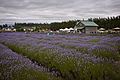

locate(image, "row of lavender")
[[0, 43, 62, 80], [0, 32, 120, 80]]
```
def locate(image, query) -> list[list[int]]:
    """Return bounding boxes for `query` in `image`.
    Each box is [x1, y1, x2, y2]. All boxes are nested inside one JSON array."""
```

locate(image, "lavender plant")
[[0, 32, 120, 80]]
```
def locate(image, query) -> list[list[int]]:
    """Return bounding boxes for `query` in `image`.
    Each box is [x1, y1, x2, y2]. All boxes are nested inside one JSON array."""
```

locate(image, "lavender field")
[[0, 32, 120, 80]]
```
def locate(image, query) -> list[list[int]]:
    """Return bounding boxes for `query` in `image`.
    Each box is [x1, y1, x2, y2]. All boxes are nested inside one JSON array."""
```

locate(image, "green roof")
[[74, 20, 98, 29], [81, 20, 98, 26], [74, 26, 84, 29]]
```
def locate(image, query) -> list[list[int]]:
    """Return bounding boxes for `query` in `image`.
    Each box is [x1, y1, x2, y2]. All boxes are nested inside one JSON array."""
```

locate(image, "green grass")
[[25, 35, 31, 37], [107, 34, 120, 37], [88, 34, 107, 36], [88, 40, 101, 43], [60, 45, 76, 50], [38, 38, 43, 40], [20, 39, 25, 41]]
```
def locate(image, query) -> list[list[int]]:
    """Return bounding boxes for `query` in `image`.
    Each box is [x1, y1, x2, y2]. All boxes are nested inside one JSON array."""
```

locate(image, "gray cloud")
[[0, 0, 120, 24]]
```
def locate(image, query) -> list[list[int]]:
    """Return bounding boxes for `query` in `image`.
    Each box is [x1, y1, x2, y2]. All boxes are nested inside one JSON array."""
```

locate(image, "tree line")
[[88, 15, 120, 29], [13, 20, 77, 31], [0, 15, 120, 31]]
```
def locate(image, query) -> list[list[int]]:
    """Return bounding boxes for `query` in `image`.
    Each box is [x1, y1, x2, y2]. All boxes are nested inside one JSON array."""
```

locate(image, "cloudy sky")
[[0, 0, 120, 24]]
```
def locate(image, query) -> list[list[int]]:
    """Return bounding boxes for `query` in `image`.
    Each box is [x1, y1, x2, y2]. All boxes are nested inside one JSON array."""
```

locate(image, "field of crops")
[[0, 32, 120, 80]]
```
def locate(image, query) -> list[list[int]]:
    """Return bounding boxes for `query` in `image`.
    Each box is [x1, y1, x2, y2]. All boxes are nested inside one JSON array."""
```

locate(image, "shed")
[[74, 20, 99, 34]]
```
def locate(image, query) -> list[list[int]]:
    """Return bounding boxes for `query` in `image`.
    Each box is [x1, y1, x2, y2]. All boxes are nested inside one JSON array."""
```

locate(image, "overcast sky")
[[0, 0, 120, 24]]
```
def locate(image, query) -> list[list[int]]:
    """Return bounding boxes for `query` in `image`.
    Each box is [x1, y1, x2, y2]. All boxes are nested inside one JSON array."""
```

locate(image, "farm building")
[[74, 20, 99, 34]]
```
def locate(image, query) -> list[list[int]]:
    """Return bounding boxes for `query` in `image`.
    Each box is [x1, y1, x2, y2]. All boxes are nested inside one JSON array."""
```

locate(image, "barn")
[[74, 20, 99, 34]]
